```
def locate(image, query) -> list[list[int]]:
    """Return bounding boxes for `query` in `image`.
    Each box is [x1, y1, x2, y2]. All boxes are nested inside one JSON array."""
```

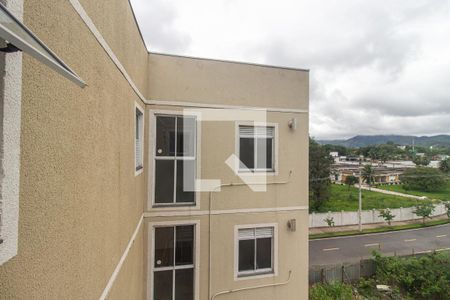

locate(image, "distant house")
[[397, 145, 406, 150], [332, 164, 404, 185]]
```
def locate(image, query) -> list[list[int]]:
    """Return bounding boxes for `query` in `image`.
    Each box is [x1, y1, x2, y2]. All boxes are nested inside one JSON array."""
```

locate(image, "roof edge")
[[149, 51, 310, 73]]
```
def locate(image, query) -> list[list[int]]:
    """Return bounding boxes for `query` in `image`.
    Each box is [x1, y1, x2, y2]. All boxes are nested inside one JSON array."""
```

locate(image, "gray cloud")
[[131, 0, 450, 139], [130, 0, 191, 52]]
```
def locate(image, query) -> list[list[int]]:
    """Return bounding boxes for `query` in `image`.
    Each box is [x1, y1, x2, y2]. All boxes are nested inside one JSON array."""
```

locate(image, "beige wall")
[[0, 0, 309, 299], [0, 0, 147, 299], [147, 53, 309, 110], [145, 212, 309, 300], [145, 56, 309, 299]]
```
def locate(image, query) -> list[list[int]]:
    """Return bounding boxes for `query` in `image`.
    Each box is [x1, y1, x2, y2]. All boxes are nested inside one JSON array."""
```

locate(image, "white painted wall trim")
[[143, 206, 308, 218], [68, 0, 146, 102], [145, 99, 308, 114], [147, 219, 201, 300], [99, 214, 144, 300], [135, 102, 144, 176], [0, 0, 23, 266]]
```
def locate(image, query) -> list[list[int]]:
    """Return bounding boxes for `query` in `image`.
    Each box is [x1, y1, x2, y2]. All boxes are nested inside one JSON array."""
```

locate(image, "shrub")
[[373, 251, 450, 299], [401, 167, 446, 192], [324, 216, 335, 227], [309, 282, 354, 300]]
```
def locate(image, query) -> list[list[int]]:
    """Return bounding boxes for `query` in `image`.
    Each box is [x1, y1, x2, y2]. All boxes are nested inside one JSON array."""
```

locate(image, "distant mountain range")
[[318, 135, 450, 148]]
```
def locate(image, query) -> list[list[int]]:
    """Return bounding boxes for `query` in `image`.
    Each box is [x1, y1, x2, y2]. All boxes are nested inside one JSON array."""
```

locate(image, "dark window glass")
[[154, 270, 173, 300], [175, 268, 194, 300], [135, 109, 141, 139], [177, 116, 196, 157], [239, 138, 254, 169], [176, 160, 195, 203], [265, 138, 273, 170], [156, 116, 176, 156], [154, 227, 174, 267], [175, 226, 194, 265], [238, 239, 255, 272], [155, 160, 175, 204], [256, 238, 272, 270]]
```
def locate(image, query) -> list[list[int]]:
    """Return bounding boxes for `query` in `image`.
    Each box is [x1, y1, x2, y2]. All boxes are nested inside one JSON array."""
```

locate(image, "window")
[[154, 115, 196, 205], [238, 125, 275, 172], [237, 227, 274, 277], [153, 225, 195, 300], [135, 105, 144, 173]]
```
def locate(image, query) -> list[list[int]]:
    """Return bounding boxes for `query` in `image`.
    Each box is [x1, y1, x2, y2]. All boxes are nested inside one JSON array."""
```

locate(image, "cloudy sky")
[[130, 0, 450, 139]]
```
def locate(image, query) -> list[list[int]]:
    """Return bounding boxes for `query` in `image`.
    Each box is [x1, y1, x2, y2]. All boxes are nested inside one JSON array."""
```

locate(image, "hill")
[[318, 135, 450, 148]]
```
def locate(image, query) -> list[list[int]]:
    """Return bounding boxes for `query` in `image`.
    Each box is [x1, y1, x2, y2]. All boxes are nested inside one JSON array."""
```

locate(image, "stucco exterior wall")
[[0, 0, 147, 298], [147, 53, 309, 110], [145, 56, 309, 299], [145, 211, 309, 300], [78, 0, 149, 94]]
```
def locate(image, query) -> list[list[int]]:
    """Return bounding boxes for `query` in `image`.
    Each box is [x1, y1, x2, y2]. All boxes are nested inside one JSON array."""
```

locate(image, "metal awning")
[[0, 2, 86, 87]]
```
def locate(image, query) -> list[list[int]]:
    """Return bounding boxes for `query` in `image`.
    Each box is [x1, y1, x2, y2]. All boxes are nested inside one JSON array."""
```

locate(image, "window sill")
[[152, 203, 196, 208], [238, 170, 277, 176], [135, 166, 143, 176], [236, 270, 275, 281]]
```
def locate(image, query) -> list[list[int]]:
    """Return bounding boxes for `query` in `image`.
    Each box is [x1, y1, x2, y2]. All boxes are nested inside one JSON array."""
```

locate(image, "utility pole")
[[358, 161, 362, 232]]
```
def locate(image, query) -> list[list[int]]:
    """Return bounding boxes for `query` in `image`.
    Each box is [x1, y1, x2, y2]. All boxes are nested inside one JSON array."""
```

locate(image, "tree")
[[413, 202, 435, 224], [362, 165, 375, 189], [401, 167, 446, 192], [413, 156, 430, 166], [344, 175, 358, 190], [439, 158, 450, 174], [309, 138, 333, 212], [378, 209, 395, 226]]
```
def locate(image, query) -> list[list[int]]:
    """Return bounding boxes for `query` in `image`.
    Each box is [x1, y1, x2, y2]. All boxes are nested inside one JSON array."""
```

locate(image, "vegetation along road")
[[309, 223, 450, 266]]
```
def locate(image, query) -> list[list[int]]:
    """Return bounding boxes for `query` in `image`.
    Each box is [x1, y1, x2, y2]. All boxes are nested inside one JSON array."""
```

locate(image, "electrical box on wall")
[[287, 219, 296, 232]]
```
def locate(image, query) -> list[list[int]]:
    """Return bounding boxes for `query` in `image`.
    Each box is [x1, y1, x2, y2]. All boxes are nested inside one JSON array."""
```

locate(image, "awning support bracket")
[[0, 42, 21, 53]]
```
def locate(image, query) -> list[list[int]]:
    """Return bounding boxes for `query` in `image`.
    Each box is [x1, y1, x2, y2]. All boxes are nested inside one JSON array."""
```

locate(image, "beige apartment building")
[[0, 0, 309, 299]]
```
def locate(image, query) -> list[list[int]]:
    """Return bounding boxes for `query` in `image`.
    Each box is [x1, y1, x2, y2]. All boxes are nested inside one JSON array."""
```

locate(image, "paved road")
[[310, 223, 450, 266]]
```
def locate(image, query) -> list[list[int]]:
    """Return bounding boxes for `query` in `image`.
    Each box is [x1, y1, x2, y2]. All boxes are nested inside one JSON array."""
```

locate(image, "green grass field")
[[378, 181, 450, 201], [318, 184, 432, 213]]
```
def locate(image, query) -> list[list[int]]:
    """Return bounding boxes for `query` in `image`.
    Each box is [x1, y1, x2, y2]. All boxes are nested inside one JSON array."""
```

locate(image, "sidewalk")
[[360, 185, 427, 200], [309, 213, 448, 235]]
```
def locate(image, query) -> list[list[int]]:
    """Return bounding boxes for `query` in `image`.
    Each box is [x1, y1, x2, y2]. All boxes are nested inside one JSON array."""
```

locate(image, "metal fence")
[[309, 259, 376, 285]]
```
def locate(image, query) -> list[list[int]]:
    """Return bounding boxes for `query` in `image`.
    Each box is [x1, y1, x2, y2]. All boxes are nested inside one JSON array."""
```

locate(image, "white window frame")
[[135, 102, 144, 176], [148, 109, 201, 211], [235, 121, 278, 175], [147, 220, 200, 300], [234, 223, 278, 281], [0, 0, 22, 266]]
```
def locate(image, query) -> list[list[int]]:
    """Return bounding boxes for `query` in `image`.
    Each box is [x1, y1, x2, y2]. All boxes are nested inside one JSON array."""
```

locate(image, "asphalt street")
[[310, 223, 450, 266]]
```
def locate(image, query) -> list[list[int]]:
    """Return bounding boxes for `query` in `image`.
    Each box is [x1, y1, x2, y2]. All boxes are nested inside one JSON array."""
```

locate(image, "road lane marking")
[[436, 235, 447, 238], [416, 250, 432, 254], [322, 248, 339, 252], [364, 243, 379, 247], [404, 239, 416, 242], [436, 248, 450, 252]]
